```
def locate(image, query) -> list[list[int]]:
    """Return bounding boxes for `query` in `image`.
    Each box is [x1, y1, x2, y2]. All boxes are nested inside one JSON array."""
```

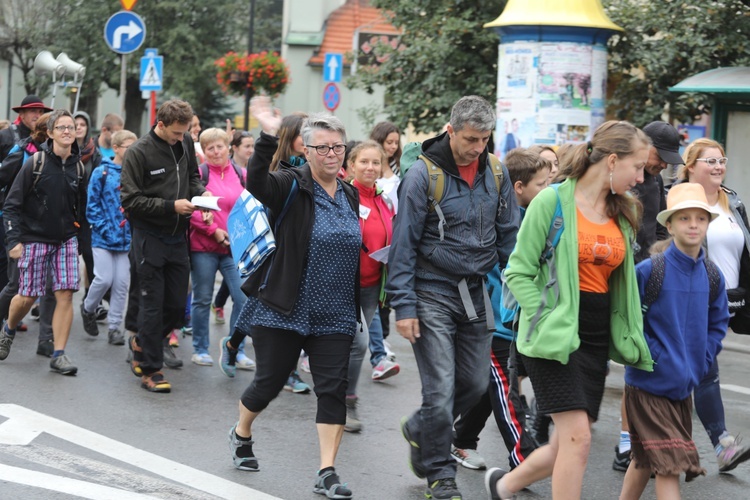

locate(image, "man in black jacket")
[[120, 99, 207, 393], [0, 95, 52, 162]]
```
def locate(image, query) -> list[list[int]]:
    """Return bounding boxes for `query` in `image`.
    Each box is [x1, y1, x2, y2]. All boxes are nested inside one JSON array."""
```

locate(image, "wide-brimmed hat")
[[657, 183, 718, 226], [12, 95, 53, 113], [643, 121, 684, 166]]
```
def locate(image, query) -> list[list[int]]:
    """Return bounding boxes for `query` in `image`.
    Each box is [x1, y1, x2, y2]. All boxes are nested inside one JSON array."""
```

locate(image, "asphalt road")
[[1, 292, 749, 499]]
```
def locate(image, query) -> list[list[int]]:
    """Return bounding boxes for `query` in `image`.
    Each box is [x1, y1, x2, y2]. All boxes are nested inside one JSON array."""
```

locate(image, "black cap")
[[643, 121, 683, 165], [12, 95, 53, 113]]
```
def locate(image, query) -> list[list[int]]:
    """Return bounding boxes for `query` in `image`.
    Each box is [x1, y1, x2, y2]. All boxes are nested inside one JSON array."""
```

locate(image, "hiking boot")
[[50, 354, 78, 375], [718, 435, 750, 472], [284, 370, 310, 393], [213, 304, 226, 324], [228, 424, 259, 471], [344, 396, 362, 433], [400, 416, 426, 479], [236, 353, 256, 371], [80, 303, 99, 336], [219, 336, 237, 378], [451, 445, 486, 470], [128, 335, 143, 376], [163, 344, 183, 369], [0, 327, 14, 361], [313, 468, 352, 499], [372, 358, 400, 381], [612, 445, 631, 472], [485, 468, 511, 500], [426, 477, 462, 500], [36, 339, 54, 357], [108, 329, 125, 346], [141, 371, 171, 393]]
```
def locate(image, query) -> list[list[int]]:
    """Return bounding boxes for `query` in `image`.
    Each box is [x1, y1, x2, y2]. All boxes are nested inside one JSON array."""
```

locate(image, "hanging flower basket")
[[215, 51, 290, 97]]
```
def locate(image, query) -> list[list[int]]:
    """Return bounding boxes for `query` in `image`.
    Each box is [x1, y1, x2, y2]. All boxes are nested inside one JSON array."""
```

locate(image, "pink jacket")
[[189, 161, 246, 254]]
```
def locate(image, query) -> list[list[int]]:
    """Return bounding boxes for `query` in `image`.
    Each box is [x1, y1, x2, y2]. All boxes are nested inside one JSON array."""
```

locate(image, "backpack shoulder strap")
[[704, 259, 722, 305], [232, 162, 244, 182], [540, 184, 564, 262], [31, 151, 46, 189], [487, 153, 504, 194], [198, 163, 209, 187], [642, 252, 666, 313], [421, 154, 446, 242]]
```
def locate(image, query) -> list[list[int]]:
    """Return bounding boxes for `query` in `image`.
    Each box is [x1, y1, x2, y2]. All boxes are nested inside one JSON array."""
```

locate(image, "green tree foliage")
[[348, 0, 507, 134], [604, 0, 750, 125]]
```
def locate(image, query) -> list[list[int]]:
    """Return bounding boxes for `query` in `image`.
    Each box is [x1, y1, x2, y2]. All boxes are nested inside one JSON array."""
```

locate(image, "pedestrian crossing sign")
[[140, 48, 163, 92]]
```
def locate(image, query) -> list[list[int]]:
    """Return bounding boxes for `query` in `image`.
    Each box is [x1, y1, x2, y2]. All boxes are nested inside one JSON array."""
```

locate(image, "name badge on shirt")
[[359, 204, 371, 220]]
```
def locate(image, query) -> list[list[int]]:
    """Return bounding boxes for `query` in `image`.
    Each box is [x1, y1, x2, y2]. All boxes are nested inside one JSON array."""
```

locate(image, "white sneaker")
[[372, 358, 400, 381], [191, 353, 214, 366], [451, 445, 487, 470], [384, 340, 396, 362], [236, 353, 256, 371], [300, 354, 311, 373]]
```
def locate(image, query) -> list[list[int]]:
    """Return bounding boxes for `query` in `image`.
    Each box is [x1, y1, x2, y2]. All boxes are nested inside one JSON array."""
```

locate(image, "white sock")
[[619, 431, 631, 453]]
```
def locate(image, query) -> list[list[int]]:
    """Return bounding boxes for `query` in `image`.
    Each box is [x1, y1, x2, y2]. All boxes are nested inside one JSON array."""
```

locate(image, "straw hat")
[[656, 183, 718, 227]]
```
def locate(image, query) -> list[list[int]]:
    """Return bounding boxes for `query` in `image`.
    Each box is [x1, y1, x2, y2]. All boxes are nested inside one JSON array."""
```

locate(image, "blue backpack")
[[498, 184, 564, 334]]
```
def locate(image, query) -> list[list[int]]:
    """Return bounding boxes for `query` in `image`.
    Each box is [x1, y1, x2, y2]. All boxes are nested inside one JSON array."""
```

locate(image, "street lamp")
[[244, 0, 256, 131]]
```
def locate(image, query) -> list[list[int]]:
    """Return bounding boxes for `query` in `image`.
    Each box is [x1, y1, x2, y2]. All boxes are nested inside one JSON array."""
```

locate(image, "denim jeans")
[[406, 286, 491, 482], [190, 251, 247, 355], [694, 356, 726, 447], [347, 285, 381, 396]]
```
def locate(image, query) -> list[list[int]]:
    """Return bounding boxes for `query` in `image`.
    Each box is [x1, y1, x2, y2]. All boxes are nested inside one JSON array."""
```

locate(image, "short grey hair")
[[450, 95, 496, 132], [47, 109, 73, 131], [301, 112, 347, 146]]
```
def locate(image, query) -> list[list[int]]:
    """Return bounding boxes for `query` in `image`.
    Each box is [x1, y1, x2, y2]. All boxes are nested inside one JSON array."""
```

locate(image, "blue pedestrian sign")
[[323, 53, 343, 83], [104, 11, 146, 55], [323, 83, 340, 112], [140, 48, 163, 91]]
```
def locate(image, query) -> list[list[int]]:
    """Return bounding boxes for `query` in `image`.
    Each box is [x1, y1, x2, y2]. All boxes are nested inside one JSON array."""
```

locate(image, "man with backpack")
[[0, 95, 51, 161], [387, 95, 519, 500], [0, 109, 86, 375]]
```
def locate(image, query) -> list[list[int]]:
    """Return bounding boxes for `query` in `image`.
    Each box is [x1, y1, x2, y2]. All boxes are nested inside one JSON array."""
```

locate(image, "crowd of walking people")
[[0, 91, 748, 500]]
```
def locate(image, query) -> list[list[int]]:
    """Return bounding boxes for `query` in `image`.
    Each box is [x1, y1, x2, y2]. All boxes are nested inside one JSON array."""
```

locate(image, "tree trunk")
[[124, 76, 146, 136]]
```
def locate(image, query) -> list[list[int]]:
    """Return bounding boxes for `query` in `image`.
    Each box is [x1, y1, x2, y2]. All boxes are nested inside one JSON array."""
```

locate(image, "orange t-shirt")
[[458, 158, 479, 187], [577, 207, 626, 293]]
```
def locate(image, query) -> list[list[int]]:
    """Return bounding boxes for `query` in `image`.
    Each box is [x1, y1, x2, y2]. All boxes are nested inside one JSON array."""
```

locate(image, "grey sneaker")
[[345, 396, 362, 433], [163, 344, 183, 369], [451, 445, 487, 470], [0, 328, 14, 361], [80, 303, 99, 336], [108, 328, 125, 346], [50, 354, 78, 375], [426, 477, 462, 500]]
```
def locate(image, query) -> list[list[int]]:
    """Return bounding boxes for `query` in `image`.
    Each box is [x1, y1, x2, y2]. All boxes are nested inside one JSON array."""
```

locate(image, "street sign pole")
[[150, 91, 157, 126], [120, 54, 127, 117]]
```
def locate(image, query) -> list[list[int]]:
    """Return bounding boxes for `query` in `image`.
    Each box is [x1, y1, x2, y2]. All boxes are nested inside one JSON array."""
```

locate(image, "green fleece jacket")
[[505, 178, 654, 371]]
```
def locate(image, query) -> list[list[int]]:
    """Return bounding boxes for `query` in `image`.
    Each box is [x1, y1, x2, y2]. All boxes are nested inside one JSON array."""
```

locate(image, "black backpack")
[[641, 252, 722, 314], [198, 162, 243, 187]]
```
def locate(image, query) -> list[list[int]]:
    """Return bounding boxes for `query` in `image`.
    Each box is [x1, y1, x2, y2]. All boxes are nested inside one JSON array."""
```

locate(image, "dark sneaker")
[[36, 339, 54, 357], [313, 468, 352, 499], [612, 445, 631, 472], [50, 354, 78, 375], [163, 344, 183, 369], [95, 304, 108, 322], [400, 416, 426, 479], [30, 303, 40, 320], [141, 371, 171, 393], [108, 328, 125, 346], [718, 435, 750, 472], [80, 303, 99, 336], [485, 468, 511, 500], [426, 477, 461, 500], [219, 336, 237, 378], [128, 335, 143, 377], [344, 397, 362, 433], [0, 327, 14, 361], [228, 424, 259, 471]]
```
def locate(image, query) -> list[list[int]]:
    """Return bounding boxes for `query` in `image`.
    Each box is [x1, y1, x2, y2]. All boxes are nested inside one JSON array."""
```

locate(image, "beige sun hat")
[[657, 183, 719, 227]]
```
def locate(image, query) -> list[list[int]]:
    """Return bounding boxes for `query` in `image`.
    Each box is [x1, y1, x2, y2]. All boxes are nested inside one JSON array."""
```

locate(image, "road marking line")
[[0, 463, 158, 499], [0, 404, 280, 500], [0, 416, 43, 445], [721, 384, 750, 396]]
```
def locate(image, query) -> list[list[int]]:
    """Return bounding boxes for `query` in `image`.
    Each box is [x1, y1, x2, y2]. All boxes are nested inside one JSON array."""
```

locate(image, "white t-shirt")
[[377, 175, 400, 214], [707, 203, 745, 289]]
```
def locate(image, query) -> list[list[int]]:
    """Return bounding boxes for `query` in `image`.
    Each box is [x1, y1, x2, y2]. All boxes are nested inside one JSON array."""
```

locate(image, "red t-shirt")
[[354, 181, 388, 287], [457, 158, 479, 187]]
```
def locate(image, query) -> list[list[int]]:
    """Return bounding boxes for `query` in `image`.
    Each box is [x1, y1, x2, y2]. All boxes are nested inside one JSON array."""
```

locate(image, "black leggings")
[[241, 326, 352, 424]]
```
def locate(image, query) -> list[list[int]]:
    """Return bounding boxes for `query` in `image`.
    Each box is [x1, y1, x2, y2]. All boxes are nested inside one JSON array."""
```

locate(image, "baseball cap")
[[643, 121, 684, 165]]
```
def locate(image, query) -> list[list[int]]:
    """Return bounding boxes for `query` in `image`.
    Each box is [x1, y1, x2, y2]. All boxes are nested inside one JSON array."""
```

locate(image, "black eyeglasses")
[[306, 144, 346, 156]]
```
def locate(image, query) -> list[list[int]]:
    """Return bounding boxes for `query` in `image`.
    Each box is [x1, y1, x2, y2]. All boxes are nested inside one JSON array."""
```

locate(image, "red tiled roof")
[[309, 0, 400, 66]]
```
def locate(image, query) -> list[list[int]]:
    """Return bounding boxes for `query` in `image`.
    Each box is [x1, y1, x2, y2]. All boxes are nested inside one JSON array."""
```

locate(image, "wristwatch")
[[592, 235, 611, 266]]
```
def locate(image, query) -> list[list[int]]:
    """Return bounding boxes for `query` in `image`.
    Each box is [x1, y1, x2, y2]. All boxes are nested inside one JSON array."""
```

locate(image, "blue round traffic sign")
[[104, 11, 146, 55], [323, 83, 340, 112]]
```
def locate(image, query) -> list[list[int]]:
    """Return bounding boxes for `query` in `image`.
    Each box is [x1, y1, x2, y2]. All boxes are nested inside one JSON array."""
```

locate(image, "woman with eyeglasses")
[[675, 138, 750, 472], [223, 97, 359, 499]]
